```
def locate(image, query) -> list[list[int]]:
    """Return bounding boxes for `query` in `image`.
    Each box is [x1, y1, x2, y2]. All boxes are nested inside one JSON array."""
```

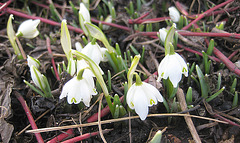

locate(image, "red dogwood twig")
[[177, 44, 221, 63], [61, 129, 112, 143], [46, 37, 60, 81], [14, 91, 44, 143], [182, 0, 235, 30], [47, 129, 74, 143]]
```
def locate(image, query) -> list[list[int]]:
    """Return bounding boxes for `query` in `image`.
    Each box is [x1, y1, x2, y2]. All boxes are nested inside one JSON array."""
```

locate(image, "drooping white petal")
[[168, 7, 180, 23], [133, 92, 149, 120], [81, 42, 103, 65], [126, 85, 137, 109], [17, 19, 40, 39], [157, 54, 170, 81], [175, 53, 188, 77], [142, 82, 163, 103]]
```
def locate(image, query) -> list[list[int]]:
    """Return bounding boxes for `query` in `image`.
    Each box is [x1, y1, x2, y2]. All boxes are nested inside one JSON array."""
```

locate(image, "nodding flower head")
[[157, 52, 188, 87], [16, 19, 40, 39]]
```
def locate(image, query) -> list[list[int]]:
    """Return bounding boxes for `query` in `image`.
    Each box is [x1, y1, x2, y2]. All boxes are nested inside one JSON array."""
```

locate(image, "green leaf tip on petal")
[[84, 22, 116, 53]]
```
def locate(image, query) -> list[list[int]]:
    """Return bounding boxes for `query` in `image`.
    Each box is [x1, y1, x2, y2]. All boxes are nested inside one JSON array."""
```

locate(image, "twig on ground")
[[61, 129, 112, 143], [14, 91, 44, 143], [182, 0, 235, 30], [26, 113, 228, 133], [98, 93, 107, 143], [47, 129, 74, 143], [176, 88, 202, 143]]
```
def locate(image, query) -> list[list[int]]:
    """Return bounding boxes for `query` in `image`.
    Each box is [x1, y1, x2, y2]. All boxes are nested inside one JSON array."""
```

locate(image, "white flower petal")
[[157, 54, 170, 81], [81, 42, 103, 65], [133, 92, 149, 120], [142, 82, 163, 102], [59, 75, 97, 106]]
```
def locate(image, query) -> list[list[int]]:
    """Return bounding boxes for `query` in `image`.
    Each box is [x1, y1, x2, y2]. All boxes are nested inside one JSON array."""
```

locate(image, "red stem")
[[46, 37, 60, 81], [138, 31, 240, 39], [177, 44, 221, 62], [228, 50, 239, 60], [182, 0, 235, 30], [5, 8, 83, 33], [91, 18, 131, 31], [128, 11, 151, 24], [0, 0, 13, 12], [61, 129, 111, 143], [14, 91, 44, 143], [47, 129, 74, 143], [129, 17, 170, 24], [213, 47, 240, 76]]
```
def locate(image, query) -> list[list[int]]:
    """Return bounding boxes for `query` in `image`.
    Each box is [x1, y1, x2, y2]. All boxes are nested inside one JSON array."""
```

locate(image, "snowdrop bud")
[[157, 53, 188, 87], [30, 65, 46, 89], [158, 28, 168, 43], [16, 19, 40, 39], [79, 3, 90, 23], [67, 58, 76, 76], [27, 55, 40, 69], [75, 42, 83, 52], [100, 47, 108, 62], [168, 7, 180, 23], [102, 15, 112, 30]]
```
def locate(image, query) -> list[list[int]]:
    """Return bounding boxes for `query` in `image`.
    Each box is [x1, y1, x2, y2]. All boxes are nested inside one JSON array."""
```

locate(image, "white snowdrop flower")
[[127, 81, 163, 120], [168, 7, 180, 23], [27, 55, 40, 69], [159, 28, 168, 43], [81, 42, 103, 65], [16, 19, 40, 39], [59, 75, 97, 106], [75, 42, 83, 52], [157, 52, 188, 88], [30, 65, 46, 89]]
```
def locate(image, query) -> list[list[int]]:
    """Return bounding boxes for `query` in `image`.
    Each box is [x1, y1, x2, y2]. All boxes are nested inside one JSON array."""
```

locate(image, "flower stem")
[[14, 91, 44, 143]]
